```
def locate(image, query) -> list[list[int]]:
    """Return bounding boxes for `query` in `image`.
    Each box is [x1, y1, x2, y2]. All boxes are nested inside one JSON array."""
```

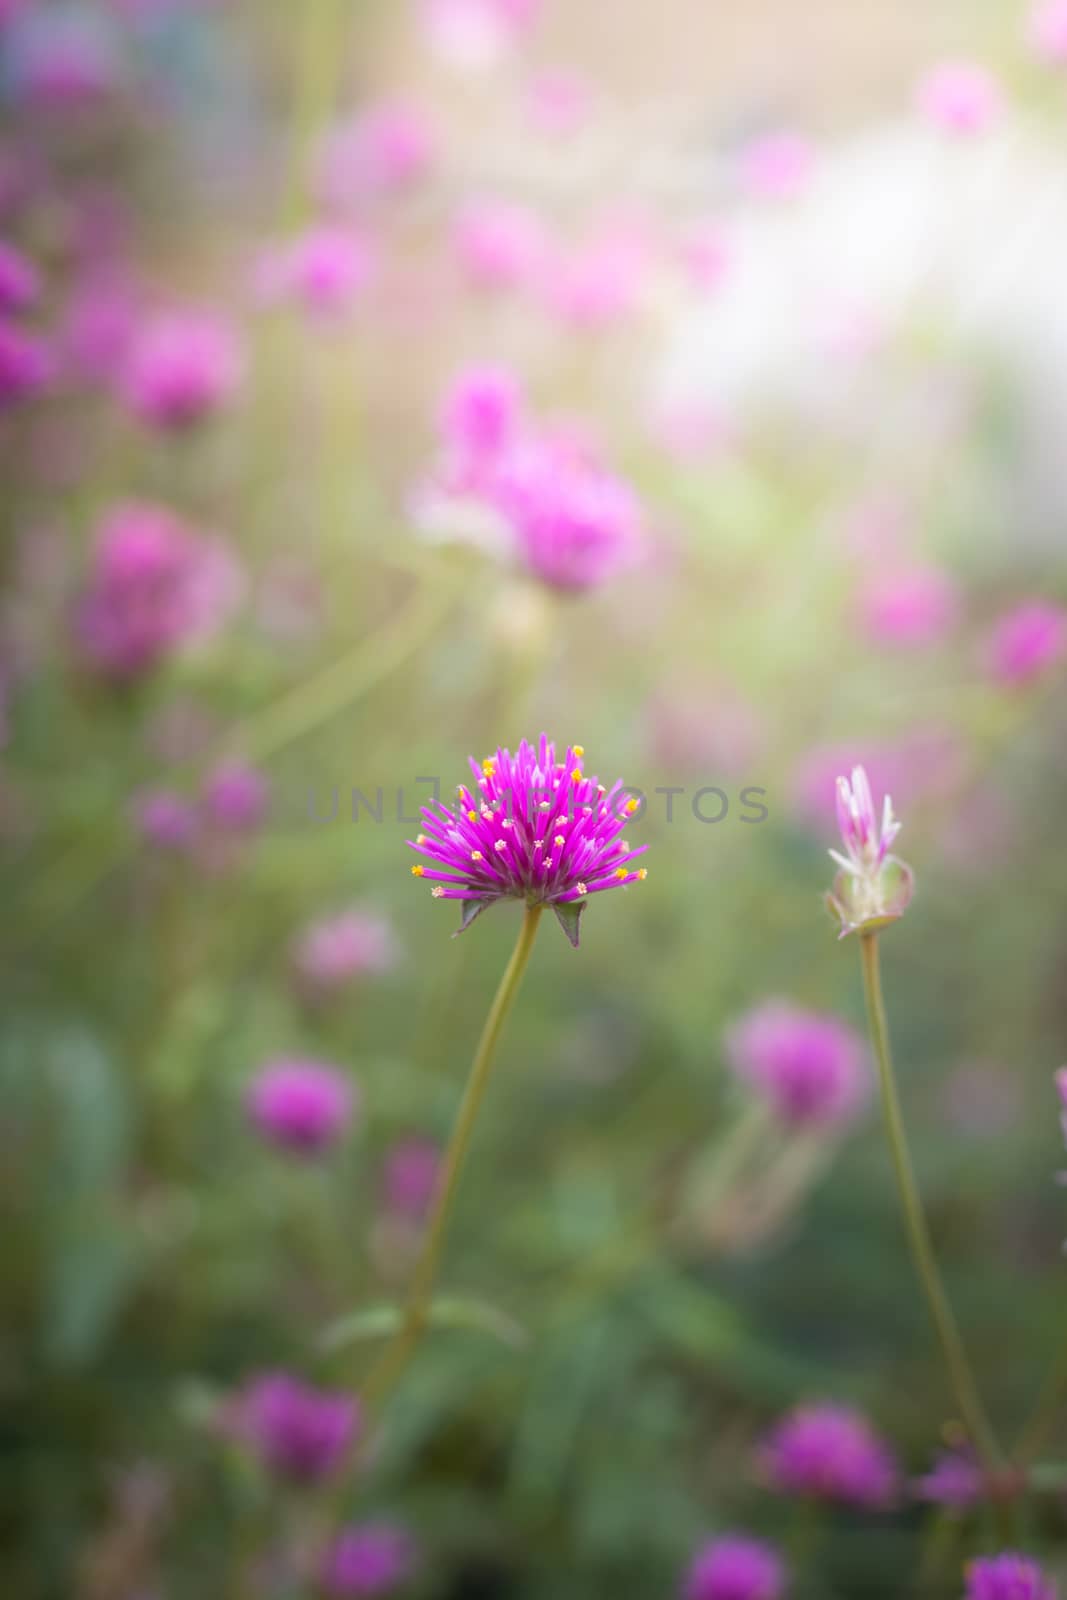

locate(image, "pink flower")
[[679, 223, 732, 293], [229, 1373, 359, 1481], [202, 762, 269, 834], [246, 1060, 355, 1154], [856, 566, 959, 648], [455, 201, 545, 292], [525, 68, 592, 135], [683, 1536, 786, 1600], [964, 1554, 1057, 1600], [913, 1447, 983, 1512], [293, 908, 398, 994], [543, 230, 647, 330], [0, 239, 39, 311], [322, 1522, 417, 1597], [1030, 0, 1067, 64], [421, 0, 541, 69], [381, 1137, 441, 1221], [826, 765, 914, 939], [61, 271, 138, 384], [256, 227, 373, 318], [123, 310, 242, 430], [726, 1001, 868, 1130], [440, 364, 524, 479], [320, 101, 434, 209], [759, 1402, 898, 1508], [918, 61, 1004, 135], [77, 502, 240, 678], [132, 788, 198, 851], [740, 131, 814, 201], [986, 600, 1067, 685], [0, 319, 52, 408]]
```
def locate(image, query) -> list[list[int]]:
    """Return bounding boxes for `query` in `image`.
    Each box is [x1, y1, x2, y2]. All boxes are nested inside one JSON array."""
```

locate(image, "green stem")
[[859, 933, 1003, 1473], [362, 903, 543, 1407]]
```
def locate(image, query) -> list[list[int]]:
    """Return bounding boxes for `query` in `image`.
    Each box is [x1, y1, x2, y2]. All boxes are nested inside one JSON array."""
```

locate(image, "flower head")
[[0, 318, 52, 408], [759, 1402, 897, 1508], [322, 1521, 417, 1597], [381, 1136, 441, 1221], [246, 1060, 355, 1154], [203, 761, 269, 834], [293, 908, 398, 995], [408, 737, 647, 944], [726, 1001, 868, 1130], [964, 1554, 1057, 1600], [319, 101, 434, 209], [0, 239, 40, 312], [827, 765, 914, 939], [256, 226, 373, 319], [987, 601, 1067, 686], [123, 309, 242, 430], [456, 201, 545, 292], [132, 788, 198, 852], [913, 1447, 983, 1513], [230, 1372, 359, 1482], [683, 1535, 786, 1600], [1030, 0, 1067, 64], [740, 130, 815, 200], [918, 61, 1004, 135], [76, 502, 240, 678]]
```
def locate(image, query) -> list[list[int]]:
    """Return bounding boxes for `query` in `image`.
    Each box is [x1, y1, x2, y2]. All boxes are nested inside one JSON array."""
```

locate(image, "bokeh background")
[[3, 2, 1067, 1596]]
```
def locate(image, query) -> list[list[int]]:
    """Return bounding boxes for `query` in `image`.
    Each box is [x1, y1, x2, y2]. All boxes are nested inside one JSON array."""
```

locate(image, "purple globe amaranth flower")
[[683, 1535, 786, 1600], [231, 1372, 359, 1482], [123, 309, 242, 429], [77, 502, 240, 678], [441, 365, 524, 480], [408, 737, 648, 945], [913, 1447, 983, 1513], [202, 761, 269, 834], [1031, 0, 1067, 64], [726, 1001, 868, 1130], [319, 100, 435, 209], [246, 1060, 355, 1154], [321, 1522, 417, 1597], [986, 601, 1067, 686], [0, 239, 40, 311], [826, 765, 914, 939], [964, 1554, 1058, 1600], [918, 61, 1004, 135], [0, 318, 52, 408], [381, 1136, 441, 1221], [293, 908, 398, 996], [456, 200, 545, 292], [759, 1402, 898, 1508], [495, 431, 645, 592], [256, 226, 374, 319], [132, 788, 198, 851]]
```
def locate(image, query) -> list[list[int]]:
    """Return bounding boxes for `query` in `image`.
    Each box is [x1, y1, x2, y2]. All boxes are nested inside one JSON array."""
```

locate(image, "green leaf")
[[319, 1294, 527, 1355], [454, 899, 492, 936], [552, 899, 585, 948]]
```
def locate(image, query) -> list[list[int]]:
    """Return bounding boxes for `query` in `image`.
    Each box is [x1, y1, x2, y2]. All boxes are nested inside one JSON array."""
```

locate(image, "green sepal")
[[552, 899, 586, 948]]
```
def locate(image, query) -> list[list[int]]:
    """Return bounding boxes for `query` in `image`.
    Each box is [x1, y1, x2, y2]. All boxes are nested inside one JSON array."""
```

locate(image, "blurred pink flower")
[[913, 1448, 983, 1512], [759, 1402, 898, 1508], [986, 600, 1067, 685], [0, 319, 52, 408], [246, 1060, 356, 1155], [440, 364, 524, 480], [683, 1535, 786, 1600], [791, 731, 963, 831], [856, 566, 960, 648], [77, 501, 241, 678], [320, 101, 434, 209], [1030, 0, 1067, 63], [203, 762, 269, 834], [740, 130, 814, 201], [526, 67, 592, 135], [256, 227, 373, 319], [543, 229, 648, 330], [322, 1523, 417, 1597], [455, 201, 545, 292], [679, 223, 732, 293], [293, 908, 398, 994], [0, 239, 39, 311], [229, 1372, 359, 1480], [421, 0, 541, 69], [61, 271, 138, 385], [123, 309, 242, 430], [132, 788, 198, 851], [644, 684, 763, 775], [917, 61, 1004, 135], [381, 1136, 441, 1221], [11, 13, 121, 108], [726, 1000, 869, 1130]]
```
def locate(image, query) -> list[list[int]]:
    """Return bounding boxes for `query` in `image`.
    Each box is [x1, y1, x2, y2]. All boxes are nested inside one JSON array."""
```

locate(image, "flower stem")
[[859, 932, 1003, 1473], [1014, 1339, 1067, 1467], [362, 903, 543, 1407]]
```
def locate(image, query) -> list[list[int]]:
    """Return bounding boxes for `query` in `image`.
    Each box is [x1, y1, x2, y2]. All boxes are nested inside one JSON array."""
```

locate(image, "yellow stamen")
[[576, 882, 588, 896], [482, 758, 496, 774], [467, 809, 477, 822], [431, 886, 445, 898], [615, 867, 628, 879], [571, 769, 583, 784], [637, 868, 647, 880], [416, 833, 427, 845], [573, 745, 585, 758], [494, 839, 507, 852], [625, 798, 639, 815], [554, 833, 565, 847], [411, 864, 424, 877], [471, 850, 483, 861]]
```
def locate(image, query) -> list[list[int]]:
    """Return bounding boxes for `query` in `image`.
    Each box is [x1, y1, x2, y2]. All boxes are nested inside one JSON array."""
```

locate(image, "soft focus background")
[[3, 2, 1067, 1597]]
